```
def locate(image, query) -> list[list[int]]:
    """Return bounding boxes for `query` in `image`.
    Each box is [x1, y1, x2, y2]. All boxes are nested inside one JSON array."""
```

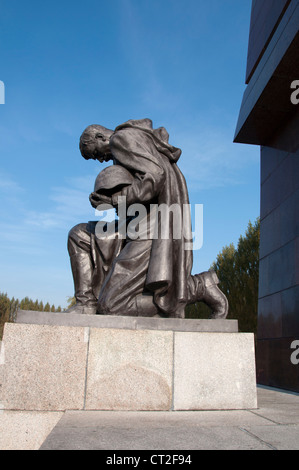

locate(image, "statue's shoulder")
[[115, 119, 153, 133], [110, 128, 129, 148], [111, 124, 148, 150]]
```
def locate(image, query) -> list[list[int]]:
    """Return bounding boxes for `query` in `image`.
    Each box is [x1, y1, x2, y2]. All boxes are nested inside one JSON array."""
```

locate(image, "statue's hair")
[[79, 124, 113, 157]]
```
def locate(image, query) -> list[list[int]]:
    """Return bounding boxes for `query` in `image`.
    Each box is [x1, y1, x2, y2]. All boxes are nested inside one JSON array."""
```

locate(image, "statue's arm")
[[110, 130, 165, 205]]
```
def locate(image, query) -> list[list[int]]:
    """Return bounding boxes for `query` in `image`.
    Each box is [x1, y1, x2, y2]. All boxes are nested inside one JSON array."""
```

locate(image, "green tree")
[[66, 296, 76, 309], [0, 292, 11, 339], [20, 296, 30, 310], [9, 296, 20, 323], [44, 302, 51, 312]]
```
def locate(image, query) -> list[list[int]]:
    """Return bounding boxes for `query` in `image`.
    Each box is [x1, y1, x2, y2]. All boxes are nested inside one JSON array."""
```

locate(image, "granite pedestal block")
[[0, 311, 257, 411]]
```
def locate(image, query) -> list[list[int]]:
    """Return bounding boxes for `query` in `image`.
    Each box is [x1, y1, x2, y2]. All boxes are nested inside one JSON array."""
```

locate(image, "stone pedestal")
[[0, 311, 257, 411]]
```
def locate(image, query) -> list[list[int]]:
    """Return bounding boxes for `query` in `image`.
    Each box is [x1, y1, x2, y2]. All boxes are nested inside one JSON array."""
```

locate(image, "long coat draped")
[[109, 119, 193, 316]]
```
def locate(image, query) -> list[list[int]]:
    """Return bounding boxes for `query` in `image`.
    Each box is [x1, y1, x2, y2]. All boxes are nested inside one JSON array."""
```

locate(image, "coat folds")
[[109, 119, 193, 317]]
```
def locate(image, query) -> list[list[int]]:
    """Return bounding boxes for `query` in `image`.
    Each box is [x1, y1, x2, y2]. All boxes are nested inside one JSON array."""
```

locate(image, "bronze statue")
[[67, 119, 228, 319]]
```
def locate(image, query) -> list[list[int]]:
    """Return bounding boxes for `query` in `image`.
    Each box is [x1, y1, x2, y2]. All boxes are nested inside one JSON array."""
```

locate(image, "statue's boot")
[[66, 304, 97, 315], [188, 271, 229, 319], [65, 252, 98, 315]]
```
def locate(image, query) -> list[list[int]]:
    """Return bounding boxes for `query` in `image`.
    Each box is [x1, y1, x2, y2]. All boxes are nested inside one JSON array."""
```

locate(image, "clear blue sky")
[[0, 0, 259, 308]]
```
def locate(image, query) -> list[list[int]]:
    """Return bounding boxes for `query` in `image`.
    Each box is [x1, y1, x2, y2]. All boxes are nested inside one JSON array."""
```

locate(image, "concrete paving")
[[1, 385, 299, 450], [38, 386, 299, 451]]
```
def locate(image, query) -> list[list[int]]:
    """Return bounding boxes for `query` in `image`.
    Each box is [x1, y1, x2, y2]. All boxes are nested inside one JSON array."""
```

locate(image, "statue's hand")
[[89, 192, 112, 208]]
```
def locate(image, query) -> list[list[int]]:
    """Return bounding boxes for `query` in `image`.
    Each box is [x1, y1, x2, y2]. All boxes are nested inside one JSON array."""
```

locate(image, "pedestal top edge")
[[14, 310, 239, 333]]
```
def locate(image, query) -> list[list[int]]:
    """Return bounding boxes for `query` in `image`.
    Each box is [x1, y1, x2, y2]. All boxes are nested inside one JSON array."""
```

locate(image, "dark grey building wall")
[[246, 0, 291, 83], [235, 0, 299, 392], [257, 145, 299, 391]]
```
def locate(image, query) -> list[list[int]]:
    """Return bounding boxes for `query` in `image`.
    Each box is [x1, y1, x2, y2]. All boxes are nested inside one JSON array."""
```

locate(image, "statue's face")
[[84, 139, 112, 163]]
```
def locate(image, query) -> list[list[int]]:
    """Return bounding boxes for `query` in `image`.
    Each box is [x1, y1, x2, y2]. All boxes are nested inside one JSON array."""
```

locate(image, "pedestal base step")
[[0, 312, 257, 411]]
